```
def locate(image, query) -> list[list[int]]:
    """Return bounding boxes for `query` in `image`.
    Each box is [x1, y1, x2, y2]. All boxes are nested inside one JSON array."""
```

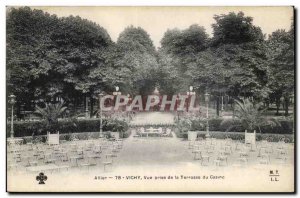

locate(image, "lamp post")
[[113, 86, 121, 111], [187, 86, 196, 112], [221, 94, 224, 116], [127, 94, 131, 121], [98, 92, 105, 138], [113, 86, 121, 96], [8, 95, 16, 138], [204, 92, 210, 138], [85, 96, 89, 118], [187, 86, 196, 96]]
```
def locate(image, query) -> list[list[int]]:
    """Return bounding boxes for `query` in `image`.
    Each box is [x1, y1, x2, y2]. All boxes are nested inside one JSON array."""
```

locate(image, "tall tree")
[[7, 7, 60, 114], [7, 7, 113, 117], [112, 26, 159, 95], [267, 23, 294, 116], [211, 12, 264, 46], [159, 24, 209, 94]]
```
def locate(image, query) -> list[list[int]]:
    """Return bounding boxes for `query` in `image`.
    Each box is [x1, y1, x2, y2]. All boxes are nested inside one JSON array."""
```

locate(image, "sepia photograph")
[[5, 6, 295, 193]]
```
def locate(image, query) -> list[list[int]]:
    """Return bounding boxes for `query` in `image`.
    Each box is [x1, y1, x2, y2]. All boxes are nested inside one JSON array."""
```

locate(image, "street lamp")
[[220, 94, 224, 117], [187, 86, 196, 96], [204, 92, 210, 138], [113, 86, 121, 111], [127, 94, 131, 120], [187, 86, 196, 112], [98, 92, 105, 138], [113, 86, 121, 96], [8, 94, 16, 138]]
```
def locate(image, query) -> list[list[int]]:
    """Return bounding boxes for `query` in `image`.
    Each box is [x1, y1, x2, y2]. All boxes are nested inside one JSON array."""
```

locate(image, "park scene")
[[6, 7, 294, 192]]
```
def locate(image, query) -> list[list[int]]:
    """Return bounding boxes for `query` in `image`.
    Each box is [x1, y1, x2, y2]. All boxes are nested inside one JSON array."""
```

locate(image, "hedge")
[[19, 130, 132, 144], [7, 118, 129, 137], [176, 117, 293, 136], [176, 131, 294, 143]]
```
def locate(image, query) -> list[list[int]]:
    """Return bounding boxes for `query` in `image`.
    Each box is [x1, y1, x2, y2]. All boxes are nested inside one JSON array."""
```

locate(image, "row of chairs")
[[187, 138, 290, 167], [7, 138, 124, 173]]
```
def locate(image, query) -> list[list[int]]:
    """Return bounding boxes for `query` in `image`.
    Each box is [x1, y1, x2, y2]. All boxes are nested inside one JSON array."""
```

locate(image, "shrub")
[[175, 117, 293, 135], [208, 118, 223, 131], [8, 118, 129, 137], [219, 119, 245, 132], [178, 131, 294, 142], [259, 119, 293, 134]]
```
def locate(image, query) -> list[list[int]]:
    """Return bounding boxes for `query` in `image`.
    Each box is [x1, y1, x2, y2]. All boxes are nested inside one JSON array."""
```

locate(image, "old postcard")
[[6, 6, 295, 192]]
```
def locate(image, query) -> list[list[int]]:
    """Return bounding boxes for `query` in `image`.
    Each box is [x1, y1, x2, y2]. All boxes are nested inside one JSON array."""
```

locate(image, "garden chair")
[[205, 145, 215, 155], [224, 144, 233, 155], [93, 145, 102, 154], [193, 149, 202, 160], [239, 146, 249, 158], [214, 153, 228, 166], [44, 153, 56, 164], [259, 153, 270, 164], [237, 157, 248, 166], [103, 154, 114, 172], [78, 157, 92, 171], [192, 143, 201, 152], [21, 155, 31, 167], [257, 147, 268, 157], [199, 151, 210, 166], [69, 156, 81, 167], [235, 140, 243, 151], [103, 160, 113, 172], [87, 152, 101, 161], [37, 151, 45, 160], [28, 155, 39, 166], [276, 148, 288, 160], [58, 151, 69, 162], [8, 159, 19, 171]]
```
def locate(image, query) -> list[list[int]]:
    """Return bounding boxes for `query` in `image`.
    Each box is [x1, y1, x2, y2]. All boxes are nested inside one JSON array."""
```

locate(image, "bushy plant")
[[105, 118, 129, 132], [234, 99, 280, 133], [219, 119, 245, 132], [176, 118, 192, 133], [34, 102, 67, 133], [208, 118, 223, 131]]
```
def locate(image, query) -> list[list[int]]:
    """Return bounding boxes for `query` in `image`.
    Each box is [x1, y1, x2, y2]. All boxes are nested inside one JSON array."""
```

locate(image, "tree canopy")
[[7, 8, 294, 117]]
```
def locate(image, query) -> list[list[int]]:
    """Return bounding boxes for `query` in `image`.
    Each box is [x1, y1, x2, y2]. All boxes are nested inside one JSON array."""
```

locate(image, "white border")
[[0, 0, 298, 197]]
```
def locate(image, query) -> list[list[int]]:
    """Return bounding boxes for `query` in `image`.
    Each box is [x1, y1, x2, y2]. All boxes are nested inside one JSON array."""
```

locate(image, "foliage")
[[266, 26, 294, 116], [105, 118, 129, 132], [234, 99, 280, 132], [175, 118, 193, 133], [111, 26, 159, 95], [161, 24, 208, 57], [34, 102, 67, 132], [6, 8, 295, 121], [7, 7, 113, 115], [8, 118, 129, 137], [211, 12, 264, 46], [176, 131, 293, 142], [219, 119, 244, 132]]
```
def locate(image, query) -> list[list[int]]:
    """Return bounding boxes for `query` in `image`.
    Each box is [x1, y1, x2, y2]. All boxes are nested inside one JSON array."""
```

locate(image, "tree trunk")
[[74, 97, 77, 115], [225, 96, 228, 111], [90, 95, 94, 118], [275, 97, 280, 115], [216, 97, 220, 116], [284, 96, 289, 116], [85, 96, 89, 118]]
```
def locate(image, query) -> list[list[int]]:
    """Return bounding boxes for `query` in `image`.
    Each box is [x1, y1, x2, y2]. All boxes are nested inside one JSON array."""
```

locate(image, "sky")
[[29, 6, 293, 48]]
